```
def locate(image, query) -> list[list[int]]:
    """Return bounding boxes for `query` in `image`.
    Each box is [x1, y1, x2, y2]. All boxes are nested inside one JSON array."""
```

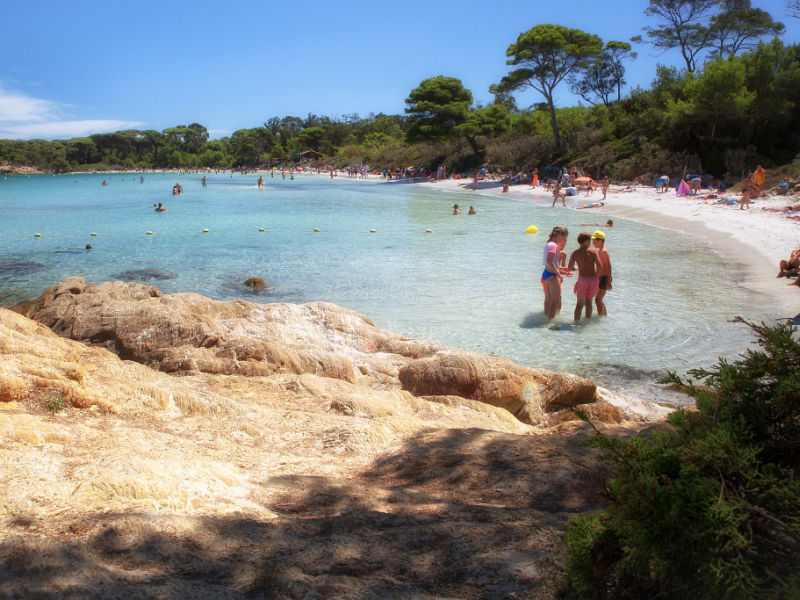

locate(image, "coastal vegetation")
[[564, 320, 800, 599], [2, 2, 799, 179]]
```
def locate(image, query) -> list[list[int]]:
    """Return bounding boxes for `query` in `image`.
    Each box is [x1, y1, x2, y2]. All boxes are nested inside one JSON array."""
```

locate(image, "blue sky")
[[1, 0, 797, 140]]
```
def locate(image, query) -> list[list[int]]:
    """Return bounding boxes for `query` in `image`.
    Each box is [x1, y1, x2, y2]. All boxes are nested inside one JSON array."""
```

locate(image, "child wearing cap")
[[592, 230, 612, 316]]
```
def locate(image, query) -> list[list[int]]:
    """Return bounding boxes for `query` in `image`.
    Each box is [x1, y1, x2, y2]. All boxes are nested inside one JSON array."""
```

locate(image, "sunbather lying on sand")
[[762, 203, 800, 212], [575, 201, 604, 209]]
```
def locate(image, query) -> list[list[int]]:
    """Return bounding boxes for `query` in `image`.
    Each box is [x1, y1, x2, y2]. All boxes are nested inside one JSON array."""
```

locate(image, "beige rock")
[[30, 279, 598, 424], [398, 352, 596, 425]]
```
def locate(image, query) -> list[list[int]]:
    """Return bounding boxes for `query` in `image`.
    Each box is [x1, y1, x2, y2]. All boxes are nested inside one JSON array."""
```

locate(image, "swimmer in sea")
[[468, 205, 477, 215], [155, 202, 168, 212], [453, 204, 462, 215]]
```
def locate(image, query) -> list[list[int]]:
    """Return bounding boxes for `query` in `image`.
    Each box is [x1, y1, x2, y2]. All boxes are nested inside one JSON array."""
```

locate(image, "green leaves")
[[495, 24, 603, 151], [565, 320, 800, 598]]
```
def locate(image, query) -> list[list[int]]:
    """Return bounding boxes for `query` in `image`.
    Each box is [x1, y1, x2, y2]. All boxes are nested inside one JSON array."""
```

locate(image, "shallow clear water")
[[0, 172, 770, 401]]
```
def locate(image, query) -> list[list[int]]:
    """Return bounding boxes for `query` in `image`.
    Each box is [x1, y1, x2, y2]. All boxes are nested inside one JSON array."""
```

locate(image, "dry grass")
[[0, 375, 28, 402]]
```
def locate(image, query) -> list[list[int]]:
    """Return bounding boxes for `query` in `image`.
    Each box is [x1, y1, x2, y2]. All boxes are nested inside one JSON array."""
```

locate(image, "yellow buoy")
[[146, 231, 153, 235], [370, 229, 376, 233], [203, 229, 209, 233], [525, 225, 539, 234]]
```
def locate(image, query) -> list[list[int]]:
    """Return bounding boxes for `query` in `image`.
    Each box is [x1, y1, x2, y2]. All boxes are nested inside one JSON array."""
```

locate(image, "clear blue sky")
[[1, 0, 797, 140]]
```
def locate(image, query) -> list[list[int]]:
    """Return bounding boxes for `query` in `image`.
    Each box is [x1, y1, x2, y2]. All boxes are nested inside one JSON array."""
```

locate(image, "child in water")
[[542, 226, 571, 320], [567, 232, 602, 321]]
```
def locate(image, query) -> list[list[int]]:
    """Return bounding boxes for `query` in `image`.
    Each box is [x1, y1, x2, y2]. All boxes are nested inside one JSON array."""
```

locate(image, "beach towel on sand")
[[676, 180, 692, 196]]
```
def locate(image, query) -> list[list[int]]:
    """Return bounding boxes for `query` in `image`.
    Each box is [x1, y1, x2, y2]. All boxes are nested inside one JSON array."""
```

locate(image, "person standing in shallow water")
[[542, 226, 571, 320], [568, 232, 602, 321], [201, 176, 207, 188], [592, 230, 612, 316]]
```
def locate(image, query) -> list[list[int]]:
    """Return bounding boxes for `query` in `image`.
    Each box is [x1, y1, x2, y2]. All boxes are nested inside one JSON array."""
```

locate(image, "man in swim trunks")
[[592, 230, 612, 316], [568, 232, 602, 321]]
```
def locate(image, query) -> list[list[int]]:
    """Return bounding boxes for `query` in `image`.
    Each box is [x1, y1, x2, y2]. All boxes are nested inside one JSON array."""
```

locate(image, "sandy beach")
[[421, 177, 800, 319]]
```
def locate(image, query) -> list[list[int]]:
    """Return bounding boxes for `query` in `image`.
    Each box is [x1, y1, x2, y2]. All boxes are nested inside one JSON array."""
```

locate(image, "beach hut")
[[298, 150, 324, 163]]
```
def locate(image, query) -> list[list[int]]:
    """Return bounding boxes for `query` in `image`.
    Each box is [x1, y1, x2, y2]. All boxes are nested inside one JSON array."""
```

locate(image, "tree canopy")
[[492, 24, 603, 151]]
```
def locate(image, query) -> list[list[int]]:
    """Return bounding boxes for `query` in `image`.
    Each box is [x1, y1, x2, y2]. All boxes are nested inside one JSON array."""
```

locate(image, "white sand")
[[423, 178, 800, 318]]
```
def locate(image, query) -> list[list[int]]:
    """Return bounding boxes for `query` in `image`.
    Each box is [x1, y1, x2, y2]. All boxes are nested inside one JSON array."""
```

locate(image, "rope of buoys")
[[526, 225, 538, 234]]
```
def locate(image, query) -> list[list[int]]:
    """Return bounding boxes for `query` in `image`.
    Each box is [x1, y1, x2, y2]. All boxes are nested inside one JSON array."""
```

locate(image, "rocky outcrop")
[[399, 353, 596, 424], [30, 277, 597, 424]]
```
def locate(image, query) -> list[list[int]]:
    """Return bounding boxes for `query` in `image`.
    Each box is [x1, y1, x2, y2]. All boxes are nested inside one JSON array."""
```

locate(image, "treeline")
[[2, 0, 800, 180], [0, 115, 409, 172]]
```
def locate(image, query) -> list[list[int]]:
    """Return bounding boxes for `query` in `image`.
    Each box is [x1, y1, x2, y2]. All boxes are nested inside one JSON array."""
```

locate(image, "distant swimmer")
[[140, 176, 145, 183], [257, 176, 264, 188], [155, 202, 168, 212], [453, 204, 462, 215], [201, 176, 207, 187], [468, 205, 477, 215], [102, 180, 108, 186], [172, 183, 183, 196]]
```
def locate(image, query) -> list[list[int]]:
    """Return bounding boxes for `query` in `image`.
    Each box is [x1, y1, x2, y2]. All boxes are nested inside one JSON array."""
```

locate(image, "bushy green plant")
[[43, 393, 65, 414], [564, 319, 800, 600]]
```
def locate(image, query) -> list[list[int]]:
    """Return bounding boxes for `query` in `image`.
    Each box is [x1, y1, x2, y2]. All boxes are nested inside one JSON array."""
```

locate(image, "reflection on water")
[[0, 173, 773, 402]]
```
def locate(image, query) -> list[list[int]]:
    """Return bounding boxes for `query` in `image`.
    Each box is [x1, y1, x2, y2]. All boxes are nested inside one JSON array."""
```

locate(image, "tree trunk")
[[547, 95, 562, 152], [465, 135, 480, 158]]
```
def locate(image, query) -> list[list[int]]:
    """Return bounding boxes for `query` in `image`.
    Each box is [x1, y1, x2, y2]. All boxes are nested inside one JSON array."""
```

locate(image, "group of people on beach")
[[541, 226, 612, 322]]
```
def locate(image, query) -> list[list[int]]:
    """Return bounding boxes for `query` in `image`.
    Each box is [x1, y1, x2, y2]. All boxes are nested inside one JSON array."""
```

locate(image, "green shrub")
[[564, 319, 800, 600], [43, 393, 65, 414]]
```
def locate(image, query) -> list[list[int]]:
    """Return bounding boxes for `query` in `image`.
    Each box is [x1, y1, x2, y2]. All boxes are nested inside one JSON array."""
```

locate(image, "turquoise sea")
[[0, 172, 770, 401]]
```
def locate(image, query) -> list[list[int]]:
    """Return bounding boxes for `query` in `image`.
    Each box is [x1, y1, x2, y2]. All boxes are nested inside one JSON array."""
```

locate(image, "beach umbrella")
[[575, 176, 593, 182]]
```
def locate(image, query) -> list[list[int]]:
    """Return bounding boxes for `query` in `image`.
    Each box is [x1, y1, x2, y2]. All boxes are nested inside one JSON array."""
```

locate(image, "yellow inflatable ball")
[[525, 225, 539, 234]]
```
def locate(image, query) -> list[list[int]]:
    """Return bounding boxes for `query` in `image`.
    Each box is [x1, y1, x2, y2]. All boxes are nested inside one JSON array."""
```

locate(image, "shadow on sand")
[[0, 428, 610, 599]]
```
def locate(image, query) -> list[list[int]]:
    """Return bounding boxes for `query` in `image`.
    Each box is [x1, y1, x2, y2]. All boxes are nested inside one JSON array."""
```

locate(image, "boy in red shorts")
[[567, 232, 602, 321]]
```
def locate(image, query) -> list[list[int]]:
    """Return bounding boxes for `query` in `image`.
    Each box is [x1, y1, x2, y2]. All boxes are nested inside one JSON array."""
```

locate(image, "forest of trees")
[[2, 0, 799, 181]]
